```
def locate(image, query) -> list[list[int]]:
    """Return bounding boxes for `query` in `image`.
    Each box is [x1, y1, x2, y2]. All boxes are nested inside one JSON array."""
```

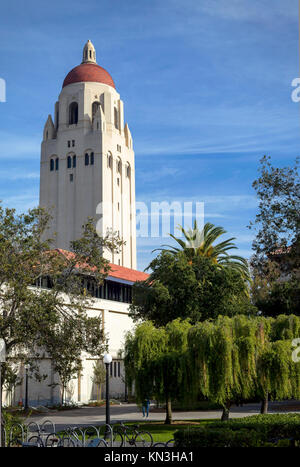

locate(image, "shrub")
[[174, 414, 300, 447]]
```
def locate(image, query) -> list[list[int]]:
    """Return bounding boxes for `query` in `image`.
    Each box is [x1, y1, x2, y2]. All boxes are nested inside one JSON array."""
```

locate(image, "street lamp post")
[[103, 353, 112, 428], [24, 364, 29, 411]]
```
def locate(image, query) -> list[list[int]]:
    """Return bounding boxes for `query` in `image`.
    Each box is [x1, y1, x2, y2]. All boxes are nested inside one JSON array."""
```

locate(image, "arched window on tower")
[[85, 153, 89, 166], [92, 101, 100, 119], [90, 152, 94, 165], [114, 107, 119, 129], [126, 163, 131, 178], [73, 155, 76, 168], [55, 158, 59, 171], [117, 159, 122, 174], [107, 154, 112, 169], [50, 159, 54, 171], [67, 156, 72, 169], [69, 102, 78, 125]]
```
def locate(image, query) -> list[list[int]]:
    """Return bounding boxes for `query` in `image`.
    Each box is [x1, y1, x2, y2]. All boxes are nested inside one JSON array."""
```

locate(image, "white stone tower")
[[40, 40, 137, 269]]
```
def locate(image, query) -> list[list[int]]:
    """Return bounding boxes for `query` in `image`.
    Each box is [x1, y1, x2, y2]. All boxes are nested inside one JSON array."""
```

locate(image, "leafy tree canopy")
[[130, 252, 256, 326]]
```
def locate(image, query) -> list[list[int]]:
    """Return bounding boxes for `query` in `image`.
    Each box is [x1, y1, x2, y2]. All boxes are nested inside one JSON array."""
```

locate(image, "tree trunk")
[[261, 394, 268, 414], [165, 394, 172, 425], [221, 401, 231, 421], [61, 385, 65, 405], [99, 384, 102, 401]]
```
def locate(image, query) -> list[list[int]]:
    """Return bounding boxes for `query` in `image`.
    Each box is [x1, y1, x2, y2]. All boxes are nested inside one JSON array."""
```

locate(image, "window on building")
[[73, 155, 76, 168], [90, 152, 94, 165], [70, 174, 73, 182], [117, 159, 121, 174], [69, 102, 78, 125], [126, 163, 131, 178], [55, 158, 59, 171], [92, 101, 100, 118], [108, 154, 112, 168], [85, 153, 89, 166], [67, 156, 72, 169], [117, 144, 121, 152], [50, 159, 54, 171], [72, 140, 75, 147], [114, 107, 119, 129], [68, 140, 71, 148], [117, 178, 120, 186]]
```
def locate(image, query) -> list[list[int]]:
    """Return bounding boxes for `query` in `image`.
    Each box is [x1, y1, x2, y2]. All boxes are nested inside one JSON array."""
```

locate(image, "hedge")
[[174, 414, 300, 447]]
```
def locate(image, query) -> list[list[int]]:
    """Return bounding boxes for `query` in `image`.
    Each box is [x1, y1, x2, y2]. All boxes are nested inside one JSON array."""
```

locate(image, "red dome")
[[62, 63, 115, 89]]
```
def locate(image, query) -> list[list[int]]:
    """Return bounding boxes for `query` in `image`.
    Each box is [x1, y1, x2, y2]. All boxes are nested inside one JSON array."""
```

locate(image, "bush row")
[[174, 414, 300, 447]]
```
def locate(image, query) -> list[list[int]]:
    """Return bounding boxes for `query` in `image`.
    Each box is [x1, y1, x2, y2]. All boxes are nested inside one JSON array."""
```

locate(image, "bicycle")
[[63, 426, 108, 447], [113, 423, 153, 447]]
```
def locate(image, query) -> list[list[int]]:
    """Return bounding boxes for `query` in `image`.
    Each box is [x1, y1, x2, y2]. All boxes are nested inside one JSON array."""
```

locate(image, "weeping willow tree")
[[124, 319, 191, 424], [257, 314, 300, 413], [187, 314, 300, 420], [125, 315, 300, 422], [187, 315, 262, 420]]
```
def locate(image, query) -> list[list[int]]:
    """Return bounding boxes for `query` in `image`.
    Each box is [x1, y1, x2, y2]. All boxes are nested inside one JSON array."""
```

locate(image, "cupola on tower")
[[40, 40, 136, 269]]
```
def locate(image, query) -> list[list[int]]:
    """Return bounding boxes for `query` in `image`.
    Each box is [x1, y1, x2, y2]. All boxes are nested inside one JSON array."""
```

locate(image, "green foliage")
[[124, 319, 191, 423], [250, 155, 300, 258], [174, 427, 261, 448], [155, 221, 251, 283], [250, 156, 300, 317], [0, 203, 118, 390], [125, 315, 300, 421], [130, 252, 255, 326], [175, 413, 300, 447], [91, 360, 106, 401]]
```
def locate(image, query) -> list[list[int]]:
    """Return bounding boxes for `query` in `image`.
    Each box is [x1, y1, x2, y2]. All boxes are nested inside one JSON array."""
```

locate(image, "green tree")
[[250, 155, 300, 260], [249, 156, 300, 316], [0, 204, 121, 401], [130, 252, 256, 326], [125, 319, 191, 424], [155, 221, 250, 283], [92, 360, 106, 401]]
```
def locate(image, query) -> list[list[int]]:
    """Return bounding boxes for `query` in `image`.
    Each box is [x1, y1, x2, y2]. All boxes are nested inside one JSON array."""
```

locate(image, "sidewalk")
[[27, 401, 300, 431]]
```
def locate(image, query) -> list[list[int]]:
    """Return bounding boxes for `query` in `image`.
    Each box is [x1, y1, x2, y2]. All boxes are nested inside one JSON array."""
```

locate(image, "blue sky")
[[0, 0, 299, 271]]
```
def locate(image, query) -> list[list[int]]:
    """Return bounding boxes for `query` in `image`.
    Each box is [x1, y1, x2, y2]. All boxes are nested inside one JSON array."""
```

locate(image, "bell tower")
[[39, 41, 137, 269]]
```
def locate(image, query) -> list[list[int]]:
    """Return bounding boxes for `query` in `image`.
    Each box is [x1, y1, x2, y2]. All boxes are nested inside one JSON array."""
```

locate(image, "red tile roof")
[[108, 263, 149, 283], [55, 249, 148, 283], [63, 63, 116, 89]]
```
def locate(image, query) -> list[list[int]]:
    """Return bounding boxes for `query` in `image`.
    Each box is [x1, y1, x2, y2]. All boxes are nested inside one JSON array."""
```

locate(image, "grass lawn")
[[57, 420, 217, 445], [122, 420, 215, 443]]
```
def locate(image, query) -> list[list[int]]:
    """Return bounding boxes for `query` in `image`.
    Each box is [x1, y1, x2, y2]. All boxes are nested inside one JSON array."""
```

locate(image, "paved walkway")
[[27, 401, 300, 431]]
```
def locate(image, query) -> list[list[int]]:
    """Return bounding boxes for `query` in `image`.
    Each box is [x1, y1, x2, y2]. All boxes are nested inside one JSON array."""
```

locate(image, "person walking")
[[142, 397, 150, 418]]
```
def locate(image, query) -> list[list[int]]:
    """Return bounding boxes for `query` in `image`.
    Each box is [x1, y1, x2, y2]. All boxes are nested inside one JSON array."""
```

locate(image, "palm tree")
[[154, 221, 251, 282]]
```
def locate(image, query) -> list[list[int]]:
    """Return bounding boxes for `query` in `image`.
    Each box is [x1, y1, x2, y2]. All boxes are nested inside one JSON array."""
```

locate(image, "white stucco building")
[[3, 41, 146, 407]]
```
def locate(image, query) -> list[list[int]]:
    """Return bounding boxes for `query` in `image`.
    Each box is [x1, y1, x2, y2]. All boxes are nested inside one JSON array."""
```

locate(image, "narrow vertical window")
[[73, 155, 76, 168], [50, 159, 54, 171], [90, 152, 94, 165], [85, 153, 89, 166], [69, 102, 78, 125], [55, 158, 59, 171], [67, 156, 71, 169]]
